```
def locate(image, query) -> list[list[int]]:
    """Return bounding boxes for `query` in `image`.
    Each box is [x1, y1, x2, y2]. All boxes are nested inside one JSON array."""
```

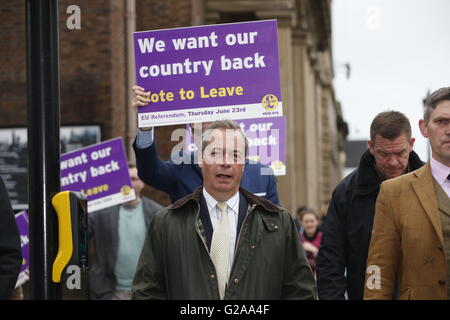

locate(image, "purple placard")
[[241, 116, 286, 175], [134, 20, 283, 127], [60, 137, 135, 212], [15, 210, 29, 287], [184, 117, 286, 175]]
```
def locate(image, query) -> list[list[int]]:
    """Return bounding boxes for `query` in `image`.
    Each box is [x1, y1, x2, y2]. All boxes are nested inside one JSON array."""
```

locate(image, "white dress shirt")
[[430, 156, 450, 198], [202, 188, 240, 278]]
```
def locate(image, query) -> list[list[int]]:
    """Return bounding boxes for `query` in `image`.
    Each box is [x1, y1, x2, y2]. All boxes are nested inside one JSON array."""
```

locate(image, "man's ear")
[[368, 140, 375, 155], [419, 119, 429, 138], [409, 137, 416, 148]]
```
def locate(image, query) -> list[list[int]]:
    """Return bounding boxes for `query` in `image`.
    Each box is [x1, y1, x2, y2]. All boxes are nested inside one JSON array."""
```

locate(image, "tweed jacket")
[[364, 163, 448, 300]]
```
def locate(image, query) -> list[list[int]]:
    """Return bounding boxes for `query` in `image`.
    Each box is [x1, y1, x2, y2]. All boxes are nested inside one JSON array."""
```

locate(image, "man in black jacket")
[[316, 111, 424, 300], [88, 164, 162, 300], [0, 176, 22, 300]]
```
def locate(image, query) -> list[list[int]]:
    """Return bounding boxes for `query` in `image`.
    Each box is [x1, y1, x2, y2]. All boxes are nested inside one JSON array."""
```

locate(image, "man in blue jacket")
[[131, 85, 280, 205]]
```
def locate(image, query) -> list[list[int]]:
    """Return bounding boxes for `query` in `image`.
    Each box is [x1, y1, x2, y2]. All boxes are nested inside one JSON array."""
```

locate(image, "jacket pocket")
[[260, 215, 278, 232], [89, 267, 114, 300], [398, 287, 412, 300]]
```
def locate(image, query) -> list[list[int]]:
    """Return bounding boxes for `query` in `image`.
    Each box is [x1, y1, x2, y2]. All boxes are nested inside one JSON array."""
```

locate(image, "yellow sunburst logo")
[[261, 94, 279, 111], [120, 185, 132, 196], [270, 160, 285, 172]]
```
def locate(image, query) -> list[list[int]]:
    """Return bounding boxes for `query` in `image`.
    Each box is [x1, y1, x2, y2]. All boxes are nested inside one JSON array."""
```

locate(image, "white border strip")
[[13, 204, 29, 210], [138, 102, 283, 127], [88, 189, 136, 213]]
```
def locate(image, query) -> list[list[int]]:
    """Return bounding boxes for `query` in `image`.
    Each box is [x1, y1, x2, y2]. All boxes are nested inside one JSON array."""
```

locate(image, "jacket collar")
[[170, 186, 281, 214], [355, 149, 423, 195], [411, 162, 443, 245]]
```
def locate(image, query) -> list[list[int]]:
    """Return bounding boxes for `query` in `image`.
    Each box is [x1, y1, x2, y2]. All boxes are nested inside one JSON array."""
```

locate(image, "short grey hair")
[[201, 120, 248, 156], [424, 87, 450, 123]]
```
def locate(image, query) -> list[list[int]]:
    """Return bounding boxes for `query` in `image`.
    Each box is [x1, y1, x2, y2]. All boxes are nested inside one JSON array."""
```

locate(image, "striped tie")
[[210, 201, 230, 300]]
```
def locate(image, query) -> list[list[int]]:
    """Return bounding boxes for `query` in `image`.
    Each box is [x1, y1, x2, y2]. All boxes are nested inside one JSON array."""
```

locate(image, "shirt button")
[[233, 278, 239, 284], [210, 274, 215, 279], [439, 280, 446, 285], [250, 245, 256, 249]]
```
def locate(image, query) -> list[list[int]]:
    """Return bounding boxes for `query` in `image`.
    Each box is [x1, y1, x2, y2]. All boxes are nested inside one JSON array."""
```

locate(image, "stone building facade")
[[0, 0, 347, 213]]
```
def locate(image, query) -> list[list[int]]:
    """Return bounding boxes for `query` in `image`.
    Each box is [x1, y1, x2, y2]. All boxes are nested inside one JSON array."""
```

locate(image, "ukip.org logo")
[[120, 185, 132, 196], [261, 94, 279, 111]]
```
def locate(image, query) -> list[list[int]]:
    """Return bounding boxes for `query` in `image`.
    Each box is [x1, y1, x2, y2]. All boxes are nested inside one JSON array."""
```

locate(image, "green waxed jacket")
[[131, 187, 317, 300]]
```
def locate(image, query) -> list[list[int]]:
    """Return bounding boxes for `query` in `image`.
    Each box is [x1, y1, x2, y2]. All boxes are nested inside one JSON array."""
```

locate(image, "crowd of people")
[[1, 86, 450, 300]]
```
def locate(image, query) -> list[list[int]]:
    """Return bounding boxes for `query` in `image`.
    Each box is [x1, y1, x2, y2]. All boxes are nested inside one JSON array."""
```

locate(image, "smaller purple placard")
[[60, 137, 135, 212], [240, 116, 286, 175], [185, 116, 286, 175], [15, 210, 29, 287]]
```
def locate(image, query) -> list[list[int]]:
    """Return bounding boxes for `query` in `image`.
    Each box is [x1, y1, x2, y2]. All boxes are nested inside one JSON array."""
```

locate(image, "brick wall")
[[58, 0, 126, 139], [0, 0, 204, 207], [0, 2, 27, 125], [136, 0, 192, 31], [0, 1, 128, 138]]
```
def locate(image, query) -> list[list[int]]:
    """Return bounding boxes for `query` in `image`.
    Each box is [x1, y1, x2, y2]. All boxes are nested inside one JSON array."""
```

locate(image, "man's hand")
[[132, 85, 150, 111], [132, 85, 152, 130]]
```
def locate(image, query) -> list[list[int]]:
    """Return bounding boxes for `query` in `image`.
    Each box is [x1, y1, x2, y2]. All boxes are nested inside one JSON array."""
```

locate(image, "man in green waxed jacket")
[[131, 120, 317, 300]]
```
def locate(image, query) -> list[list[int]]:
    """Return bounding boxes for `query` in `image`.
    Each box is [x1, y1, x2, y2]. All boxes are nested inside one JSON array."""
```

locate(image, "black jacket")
[[132, 187, 317, 300], [88, 196, 163, 300], [0, 177, 22, 300], [316, 149, 424, 300]]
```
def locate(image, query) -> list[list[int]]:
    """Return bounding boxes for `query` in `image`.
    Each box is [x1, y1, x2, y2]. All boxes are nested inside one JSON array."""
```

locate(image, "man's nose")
[[387, 155, 400, 166], [221, 159, 232, 167], [222, 152, 234, 165], [445, 125, 450, 136]]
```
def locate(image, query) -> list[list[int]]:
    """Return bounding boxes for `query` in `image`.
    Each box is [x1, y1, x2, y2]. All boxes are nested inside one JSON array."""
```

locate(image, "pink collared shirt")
[[430, 156, 450, 198]]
